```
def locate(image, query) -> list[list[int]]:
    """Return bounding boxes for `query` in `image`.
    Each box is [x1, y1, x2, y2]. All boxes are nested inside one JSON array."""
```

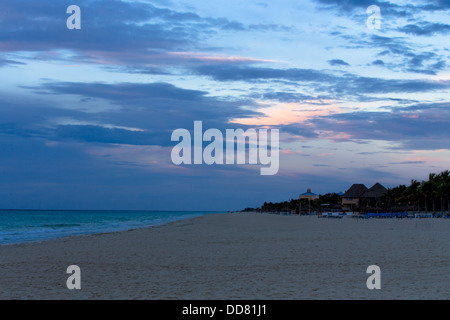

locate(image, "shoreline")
[[0, 212, 448, 300], [0, 213, 214, 248], [2, 211, 445, 248], [0, 211, 226, 246]]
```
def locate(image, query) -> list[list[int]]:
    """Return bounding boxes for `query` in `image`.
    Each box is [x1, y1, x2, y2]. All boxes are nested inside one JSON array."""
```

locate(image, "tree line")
[[242, 193, 342, 214], [242, 170, 450, 214], [379, 170, 450, 213]]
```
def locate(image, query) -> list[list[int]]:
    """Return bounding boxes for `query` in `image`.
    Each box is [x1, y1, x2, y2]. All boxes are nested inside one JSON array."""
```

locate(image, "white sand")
[[0, 213, 448, 300]]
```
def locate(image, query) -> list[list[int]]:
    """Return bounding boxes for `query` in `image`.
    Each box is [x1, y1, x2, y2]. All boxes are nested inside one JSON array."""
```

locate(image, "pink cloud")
[[230, 100, 342, 126], [167, 52, 281, 64]]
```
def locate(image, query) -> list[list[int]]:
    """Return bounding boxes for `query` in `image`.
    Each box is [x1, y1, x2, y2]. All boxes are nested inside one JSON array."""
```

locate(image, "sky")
[[0, 0, 449, 210]]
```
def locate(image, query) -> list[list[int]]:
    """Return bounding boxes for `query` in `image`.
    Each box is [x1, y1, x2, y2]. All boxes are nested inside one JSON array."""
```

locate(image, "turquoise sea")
[[0, 210, 223, 245]]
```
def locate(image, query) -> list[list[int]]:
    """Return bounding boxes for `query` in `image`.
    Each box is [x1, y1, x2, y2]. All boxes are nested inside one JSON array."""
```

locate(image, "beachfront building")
[[341, 183, 387, 213], [299, 188, 319, 215], [341, 184, 367, 212]]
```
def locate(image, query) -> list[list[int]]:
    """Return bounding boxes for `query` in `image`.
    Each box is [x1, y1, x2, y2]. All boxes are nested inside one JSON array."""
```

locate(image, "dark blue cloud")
[[364, 35, 446, 75], [307, 102, 450, 150], [1, 0, 199, 54], [0, 0, 448, 211], [0, 57, 26, 67], [39, 82, 208, 103], [388, 161, 426, 165], [313, 0, 417, 17], [420, 0, 450, 11], [38, 81, 259, 124], [54, 125, 168, 146], [0, 89, 307, 210], [314, 0, 449, 16], [0, 0, 291, 60], [195, 64, 335, 82], [331, 29, 448, 75], [398, 22, 450, 36], [369, 35, 413, 55], [194, 64, 450, 95], [277, 124, 319, 139], [315, 0, 378, 11], [328, 59, 350, 67], [371, 59, 385, 66], [10, 81, 263, 148], [249, 91, 332, 103], [0, 132, 271, 210]]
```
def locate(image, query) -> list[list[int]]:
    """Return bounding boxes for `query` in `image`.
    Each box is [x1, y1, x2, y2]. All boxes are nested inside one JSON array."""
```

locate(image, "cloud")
[[12, 81, 263, 148], [331, 30, 448, 75], [251, 91, 330, 103], [277, 123, 319, 139], [420, 0, 450, 11], [371, 59, 385, 66], [388, 161, 426, 165], [0, 57, 26, 67], [328, 59, 350, 67], [398, 22, 450, 36], [195, 64, 335, 82], [38, 82, 208, 103], [363, 35, 447, 75], [1, 1, 192, 53], [314, 0, 385, 12], [307, 102, 450, 150], [194, 64, 450, 95], [0, 0, 291, 63], [54, 125, 167, 146], [0, 0, 449, 211], [313, 0, 450, 17], [313, 0, 417, 17], [166, 52, 280, 64]]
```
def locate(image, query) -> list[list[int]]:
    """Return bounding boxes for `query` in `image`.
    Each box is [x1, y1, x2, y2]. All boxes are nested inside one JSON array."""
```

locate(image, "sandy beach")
[[0, 212, 448, 300]]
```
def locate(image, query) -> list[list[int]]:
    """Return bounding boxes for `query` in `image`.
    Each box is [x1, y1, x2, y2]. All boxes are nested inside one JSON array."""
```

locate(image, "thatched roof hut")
[[363, 183, 388, 198], [342, 184, 368, 198]]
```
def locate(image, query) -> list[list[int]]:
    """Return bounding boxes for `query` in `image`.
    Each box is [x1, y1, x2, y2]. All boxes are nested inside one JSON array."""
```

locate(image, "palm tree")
[[419, 180, 429, 212], [396, 185, 408, 210], [427, 173, 439, 212], [380, 188, 393, 212], [438, 170, 450, 214], [445, 176, 450, 214], [408, 179, 420, 212]]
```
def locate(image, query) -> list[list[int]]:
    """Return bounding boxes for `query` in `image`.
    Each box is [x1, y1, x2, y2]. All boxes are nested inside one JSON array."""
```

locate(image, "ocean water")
[[0, 210, 223, 245]]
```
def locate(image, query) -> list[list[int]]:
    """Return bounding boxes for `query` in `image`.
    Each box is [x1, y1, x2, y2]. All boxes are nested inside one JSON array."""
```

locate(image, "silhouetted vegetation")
[[379, 170, 450, 213], [243, 170, 450, 215], [255, 193, 343, 214]]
